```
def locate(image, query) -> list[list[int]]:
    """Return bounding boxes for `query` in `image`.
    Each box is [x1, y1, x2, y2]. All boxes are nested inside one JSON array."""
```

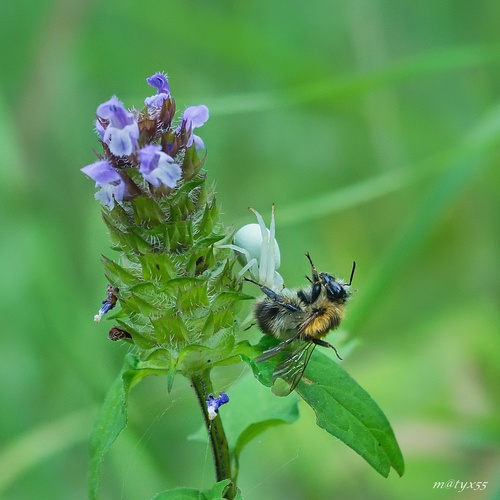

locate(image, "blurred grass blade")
[[277, 102, 500, 227], [209, 45, 500, 115], [0, 408, 95, 495], [349, 104, 500, 330], [88, 353, 166, 499]]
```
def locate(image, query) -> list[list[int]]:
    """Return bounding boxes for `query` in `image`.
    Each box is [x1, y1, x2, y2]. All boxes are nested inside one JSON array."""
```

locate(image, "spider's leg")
[[244, 277, 301, 313], [217, 243, 251, 261], [217, 243, 260, 278], [248, 208, 268, 282], [248, 207, 271, 285], [266, 204, 277, 286], [238, 258, 258, 277]]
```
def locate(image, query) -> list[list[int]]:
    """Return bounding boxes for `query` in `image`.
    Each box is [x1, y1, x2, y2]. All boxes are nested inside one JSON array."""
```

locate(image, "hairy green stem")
[[191, 372, 236, 499]]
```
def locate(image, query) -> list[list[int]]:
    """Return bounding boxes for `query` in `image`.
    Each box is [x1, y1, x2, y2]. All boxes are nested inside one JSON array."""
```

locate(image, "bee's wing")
[[272, 341, 316, 395], [254, 332, 301, 363]]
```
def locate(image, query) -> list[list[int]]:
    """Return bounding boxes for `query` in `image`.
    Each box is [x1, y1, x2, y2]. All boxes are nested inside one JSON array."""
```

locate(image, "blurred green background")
[[1, 0, 499, 498]]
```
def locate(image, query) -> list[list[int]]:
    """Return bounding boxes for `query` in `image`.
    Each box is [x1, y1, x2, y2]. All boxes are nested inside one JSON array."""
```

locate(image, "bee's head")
[[320, 261, 355, 303], [320, 273, 350, 302]]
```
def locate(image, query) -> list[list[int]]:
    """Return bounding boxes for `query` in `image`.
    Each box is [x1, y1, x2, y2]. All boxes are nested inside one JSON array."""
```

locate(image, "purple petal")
[[81, 160, 120, 184], [105, 123, 139, 156], [94, 183, 125, 210], [97, 97, 137, 129], [81, 160, 126, 209], [192, 134, 205, 150], [138, 145, 162, 175], [146, 72, 170, 94], [144, 93, 169, 108], [182, 105, 209, 128], [138, 145, 180, 188]]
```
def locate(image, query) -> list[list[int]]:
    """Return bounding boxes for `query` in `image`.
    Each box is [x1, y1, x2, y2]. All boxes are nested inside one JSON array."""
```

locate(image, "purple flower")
[[206, 392, 229, 420], [177, 105, 209, 149], [145, 72, 171, 108], [96, 97, 139, 156], [81, 160, 126, 209], [92, 285, 119, 322], [138, 145, 182, 188]]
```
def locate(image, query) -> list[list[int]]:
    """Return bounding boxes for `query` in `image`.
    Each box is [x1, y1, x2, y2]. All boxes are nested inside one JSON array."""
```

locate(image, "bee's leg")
[[244, 277, 302, 313], [304, 253, 322, 304], [309, 337, 343, 360]]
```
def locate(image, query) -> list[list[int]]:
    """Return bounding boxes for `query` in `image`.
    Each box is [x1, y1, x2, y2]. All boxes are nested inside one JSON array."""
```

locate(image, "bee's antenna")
[[305, 252, 314, 267], [347, 261, 356, 286], [305, 252, 320, 283]]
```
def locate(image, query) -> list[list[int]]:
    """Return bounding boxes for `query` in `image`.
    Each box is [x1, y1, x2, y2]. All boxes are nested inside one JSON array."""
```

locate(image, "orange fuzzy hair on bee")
[[298, 299, 347, 339]]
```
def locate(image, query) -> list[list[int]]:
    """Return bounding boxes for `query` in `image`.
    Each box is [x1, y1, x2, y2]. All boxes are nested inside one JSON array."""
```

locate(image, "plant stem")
[[191, 372, 236, 499]]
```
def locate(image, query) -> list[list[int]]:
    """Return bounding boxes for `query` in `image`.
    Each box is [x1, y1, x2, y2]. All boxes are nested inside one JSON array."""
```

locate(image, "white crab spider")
[[223, 205, 284, 290]]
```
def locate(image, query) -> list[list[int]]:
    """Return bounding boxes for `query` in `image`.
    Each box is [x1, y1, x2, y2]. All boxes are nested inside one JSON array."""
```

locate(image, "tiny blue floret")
[[145, 72, 171, 108], [81, 160, 126, 210], [97, 97, 139, 156], [138, 144, 182, 188], [177, 105, 209, 149], [206, 391, 229, 420], [93, 285, 119, 322]]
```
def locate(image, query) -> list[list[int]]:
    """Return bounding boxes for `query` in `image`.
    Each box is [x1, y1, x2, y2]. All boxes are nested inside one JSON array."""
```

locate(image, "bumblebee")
[[246, 253, 355, 395]]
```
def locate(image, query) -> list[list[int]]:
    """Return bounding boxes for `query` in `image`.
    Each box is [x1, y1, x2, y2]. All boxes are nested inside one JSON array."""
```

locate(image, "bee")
[[246, 253, 355, 395]]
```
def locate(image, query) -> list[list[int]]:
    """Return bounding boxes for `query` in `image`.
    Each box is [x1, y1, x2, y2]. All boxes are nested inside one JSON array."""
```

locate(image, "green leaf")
[[296, 350, 405, 478], [198, 200, 220, 237], [115, 320, 157, 350], [222, 374, 299, 463], [210, 291, 254, 310], [176, 339, 235, 375], [169, 177, 205, 205], [245, 337, 404, 478], [138, 252, 177, 281], [151, 314, 190, 343], [88, 354, 166, 499], [175, 282, 210, 311], [102, 212, 152, 254], [181, 144, 206, 181], [152, 479, 235, 500], [152, 487, 205, 500], [121, 292, 159, 316], [132, 196, 165, 226], [101, 255, 140, 287]]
